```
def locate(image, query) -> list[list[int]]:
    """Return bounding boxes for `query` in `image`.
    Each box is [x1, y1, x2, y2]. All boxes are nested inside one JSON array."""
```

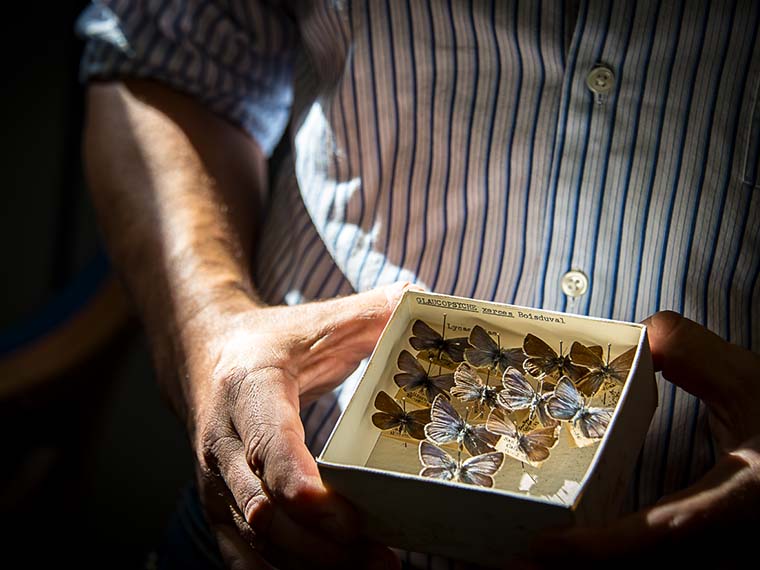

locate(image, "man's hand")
[[184, 283, 409, 570], [83, 80, 403, 569], [526, 311, 760, 567]]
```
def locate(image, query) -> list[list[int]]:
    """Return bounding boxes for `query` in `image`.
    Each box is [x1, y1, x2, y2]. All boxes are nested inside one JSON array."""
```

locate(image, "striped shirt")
[[79, 0, 760, 567]]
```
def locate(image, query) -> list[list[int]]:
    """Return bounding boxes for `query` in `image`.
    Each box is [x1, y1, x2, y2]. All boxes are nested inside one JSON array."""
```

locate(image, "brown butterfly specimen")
[[451, 362, 500, 413], [418, 441, 504, 488], [486, 410, 559, 464], [465, 325, 525, 373], [394, 350, 455, 403], [409, 318, 468, 363], [571, 343, 637, 396], [424, 394, 499, 456], [522, 333, 588, 383], [371, 390, 430, 440]]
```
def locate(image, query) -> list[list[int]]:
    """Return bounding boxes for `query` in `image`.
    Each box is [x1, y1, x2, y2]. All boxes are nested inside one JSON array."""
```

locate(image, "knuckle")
[[214, 366, 252, 404], [244, 426, 279, 476]]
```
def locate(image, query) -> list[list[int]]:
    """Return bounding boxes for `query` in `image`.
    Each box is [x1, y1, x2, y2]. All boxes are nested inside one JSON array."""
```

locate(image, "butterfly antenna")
[[402, 397, 406, 413], [607, 343, 612, 366], [559, 340, 564, 357]]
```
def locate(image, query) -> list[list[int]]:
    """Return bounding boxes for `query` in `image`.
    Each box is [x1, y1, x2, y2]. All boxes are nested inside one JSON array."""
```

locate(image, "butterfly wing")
[[464, 325, 499, 368], [561, 360, 589, 382], [441, 337, 469, 363], [485, 410, 519, 439], [464, 424, 499, 456], [371, 412, 401, 431], [607, 346, 636, 383], [451, 363, 484, 403], [424, 394, 464, 445], [523, 333, 559, 377], [519, 426, 559, 463], [405, 408, 432, 440], [569, 342, 604, 369], [546, 377, 583, 421], [373, 390, 403, 415], [419, 441, 457, 481], [426, 372, 455, 403], [394, 350, 428, 392], [460, 451, 504, 487], [409, 320, 441, 352], [371, 390, 404, 431], [497, 347, 526, 373], [577, 408, 613, 439], [576, 370, 607, 396], [498, 367, 537, 411]]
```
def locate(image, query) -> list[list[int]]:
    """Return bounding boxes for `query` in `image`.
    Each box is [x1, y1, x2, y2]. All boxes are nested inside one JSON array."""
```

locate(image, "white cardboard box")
[[317, 291, 657, 567]]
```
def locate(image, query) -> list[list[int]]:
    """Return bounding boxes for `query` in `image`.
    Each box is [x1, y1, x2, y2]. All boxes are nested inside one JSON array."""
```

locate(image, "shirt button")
[[561, 269, 589, 298], [586, 65, 615, 104]]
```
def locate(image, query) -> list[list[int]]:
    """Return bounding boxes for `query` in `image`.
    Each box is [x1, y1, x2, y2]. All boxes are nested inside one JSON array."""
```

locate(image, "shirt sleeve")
[[76, 0, 297, 156]]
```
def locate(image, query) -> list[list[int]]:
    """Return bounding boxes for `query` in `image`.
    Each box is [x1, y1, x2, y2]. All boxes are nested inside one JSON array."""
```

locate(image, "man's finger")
[[213, 431, 361, 568], [643, 311, 760, 407], [230, 369, 360, 543], [530, 435, 760, 565], [305, 281, 420, 352]]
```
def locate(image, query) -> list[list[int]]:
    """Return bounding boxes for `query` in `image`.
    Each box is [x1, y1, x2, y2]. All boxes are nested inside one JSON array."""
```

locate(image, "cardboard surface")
[[318, 291, 657, 566]]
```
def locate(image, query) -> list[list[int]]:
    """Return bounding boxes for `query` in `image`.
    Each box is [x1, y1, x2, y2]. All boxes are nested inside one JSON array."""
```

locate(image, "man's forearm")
[[83, 79, 268, 423]]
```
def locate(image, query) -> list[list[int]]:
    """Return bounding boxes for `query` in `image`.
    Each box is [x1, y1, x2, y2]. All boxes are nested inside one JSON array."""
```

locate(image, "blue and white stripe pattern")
[[80, 0, 760, 565]]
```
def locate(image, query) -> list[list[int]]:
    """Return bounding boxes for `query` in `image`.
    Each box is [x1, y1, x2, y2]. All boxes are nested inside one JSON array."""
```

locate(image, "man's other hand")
[[523, 311, 760, 568], [185, 282, 412, 570]]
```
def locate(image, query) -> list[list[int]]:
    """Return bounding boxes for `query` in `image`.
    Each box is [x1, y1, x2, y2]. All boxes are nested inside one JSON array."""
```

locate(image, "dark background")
[[1, 4, 192, 568]]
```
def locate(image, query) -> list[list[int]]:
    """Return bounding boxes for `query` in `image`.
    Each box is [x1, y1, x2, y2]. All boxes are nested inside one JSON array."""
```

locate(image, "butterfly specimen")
[[485, 411, 559, 464], [409, 317, 468, 363], [393, 350, 455, 403], [424, 394, 499, 456], [418, 440, 504, 488], [570, 343, 636, 396], [497, 367, 556, 427], [545, 377, 614, 439], [465, 325, 525, 373], [451, 363, 500, 413], [371, 390, 430, 440], [522, 334, 588, 382]]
